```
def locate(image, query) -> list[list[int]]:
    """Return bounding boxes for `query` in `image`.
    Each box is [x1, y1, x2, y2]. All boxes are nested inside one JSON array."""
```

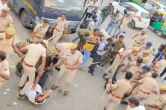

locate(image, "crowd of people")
[[0, 0, 166, 109]]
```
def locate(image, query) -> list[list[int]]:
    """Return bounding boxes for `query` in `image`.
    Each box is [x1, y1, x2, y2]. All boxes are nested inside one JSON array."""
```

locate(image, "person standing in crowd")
[[52, 43, 83, 96], [88, 37, 110, 75], [0, 8, 14, 52], [113, 34, 126, 55], [0, 50, 10, 87], [105, 72, 133, 110], [126, 97, 146, 110], [49, 15, 68, 45], [141, 42, 154, 65], [152, 44, 166, 64], [32, 20, 49, 39], [105, 48, 126, 80], [12, 34, 47, 90], [154, 56, 166, 79], [132, 31, 148, 49]]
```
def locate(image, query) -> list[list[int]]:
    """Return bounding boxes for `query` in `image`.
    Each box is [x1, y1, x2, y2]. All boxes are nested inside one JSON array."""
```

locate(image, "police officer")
[[132, 73, 160, 101], [105, 72, 133, 110], [53, 43, 83, 96], [12, 34, 47, 90], [49, 15, 68, 45], [32, 19, 49, 39]]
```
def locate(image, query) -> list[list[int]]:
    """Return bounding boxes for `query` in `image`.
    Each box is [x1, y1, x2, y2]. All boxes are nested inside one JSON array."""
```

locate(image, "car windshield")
[[45, 0, 83, 11]]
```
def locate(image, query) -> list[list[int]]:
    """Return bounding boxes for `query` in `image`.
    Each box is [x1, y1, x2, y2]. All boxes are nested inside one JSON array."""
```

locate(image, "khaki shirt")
[[33, 23, 49, 38], [24, 43, 46, 66], [114, 40, 125, 53], [133, 76, 160, 99], [55, 17, 68, 32], [0, 15, 12, 32], [144, 94, 166, 110], [110, 79, 132, 102], [64, 50, 83, 67]]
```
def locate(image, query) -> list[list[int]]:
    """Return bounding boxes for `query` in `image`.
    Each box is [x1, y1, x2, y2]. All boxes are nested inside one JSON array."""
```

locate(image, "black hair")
[[119, 35, 125, 38], [93, 28, 100, 33], [151, 73, 158, 78], [0, 51, 6, 61], [125, 72, 133, 80], [128, 97, 140, 106], [136, 57, 143, 64]]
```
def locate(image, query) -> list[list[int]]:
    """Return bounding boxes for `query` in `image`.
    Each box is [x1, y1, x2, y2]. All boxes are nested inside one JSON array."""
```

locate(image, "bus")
[[10, 0, 85, 29]]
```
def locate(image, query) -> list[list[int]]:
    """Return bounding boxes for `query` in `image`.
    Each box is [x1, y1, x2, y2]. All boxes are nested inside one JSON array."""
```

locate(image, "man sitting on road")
[[19, 82, 52, 104]]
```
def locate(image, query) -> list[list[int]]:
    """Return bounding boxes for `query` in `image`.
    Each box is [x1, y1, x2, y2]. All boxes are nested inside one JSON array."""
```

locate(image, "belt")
[[147, 105, 161, 110], [23, 61, 34, 68], [111, 92, 122, 100], [0, 31, 5, 33]]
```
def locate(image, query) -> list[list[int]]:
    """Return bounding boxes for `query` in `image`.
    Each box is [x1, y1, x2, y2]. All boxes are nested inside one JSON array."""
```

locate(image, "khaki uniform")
[[0, 59, 10, 87], [55, 50, 83, 92], [105, 52, 125, 76], [19, 43, 46, 87], [0, 15, 14, 53], [133, 34, 148, 48], [132, 76, 160, 101], [144, 94, 166, 110], [105, 79, 132, 110], [128, 63, 142, 82], [142, 48, 154, 65], [51, 17, 68, 44], [33, 22, 49, 38]]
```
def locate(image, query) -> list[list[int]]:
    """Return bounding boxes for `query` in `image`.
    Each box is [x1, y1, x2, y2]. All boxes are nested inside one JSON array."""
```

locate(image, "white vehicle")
[[112, 1, 126, 14], [122, 2, 150, 29], [144, 0, 166, 14]]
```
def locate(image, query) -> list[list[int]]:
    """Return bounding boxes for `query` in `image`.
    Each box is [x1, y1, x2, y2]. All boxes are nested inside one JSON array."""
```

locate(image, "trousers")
[[19, 63, 36, 87]]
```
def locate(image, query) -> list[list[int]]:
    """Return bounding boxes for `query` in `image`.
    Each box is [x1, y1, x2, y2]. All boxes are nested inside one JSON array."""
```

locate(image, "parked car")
[[121, 2, 150, 29], [143, 0, 166, 15], [9, 0, 85, 30]]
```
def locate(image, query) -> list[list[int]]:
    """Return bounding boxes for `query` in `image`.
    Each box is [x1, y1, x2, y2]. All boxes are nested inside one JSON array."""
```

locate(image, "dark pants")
[[160, 67, 166, 80], [88, 53, 101, 75]]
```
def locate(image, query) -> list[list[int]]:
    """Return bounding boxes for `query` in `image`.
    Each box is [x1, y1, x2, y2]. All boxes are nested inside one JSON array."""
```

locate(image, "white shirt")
[[22, 82, 42, 103], [97, 40, 108, 56], [126, 105, 146, 110], [24, 43, 46, 66]]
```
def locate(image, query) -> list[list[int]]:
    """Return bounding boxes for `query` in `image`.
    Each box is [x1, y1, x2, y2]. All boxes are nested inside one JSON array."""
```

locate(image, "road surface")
[[0, 13, 165, 110]]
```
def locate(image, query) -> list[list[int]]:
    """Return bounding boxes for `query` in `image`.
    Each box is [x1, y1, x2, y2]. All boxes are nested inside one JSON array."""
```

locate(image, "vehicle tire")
[[20, 10, 31, 28]]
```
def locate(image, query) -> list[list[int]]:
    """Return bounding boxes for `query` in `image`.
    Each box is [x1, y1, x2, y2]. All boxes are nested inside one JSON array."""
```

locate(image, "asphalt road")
[[0, 13, 165, 110]]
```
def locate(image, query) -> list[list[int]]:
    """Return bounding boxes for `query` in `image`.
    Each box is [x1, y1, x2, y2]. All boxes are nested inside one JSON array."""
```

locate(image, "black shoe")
[[88, 70, 94, 76], [51, 85, 59, 90], [103, 73, 108, 80], [63, 91, 69, 96], [17, 93, 26, 100], [164, 77, 166, 80]]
